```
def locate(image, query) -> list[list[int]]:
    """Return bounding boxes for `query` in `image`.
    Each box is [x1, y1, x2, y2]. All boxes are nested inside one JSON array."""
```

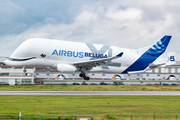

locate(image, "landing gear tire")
[[79, 73, 85, 77], [83, 76, 90, 80], [79, 72, 90, 80]]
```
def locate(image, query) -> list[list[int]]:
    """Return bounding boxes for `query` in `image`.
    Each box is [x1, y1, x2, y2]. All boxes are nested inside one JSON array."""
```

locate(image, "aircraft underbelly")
[[90, 66, 125, 74]]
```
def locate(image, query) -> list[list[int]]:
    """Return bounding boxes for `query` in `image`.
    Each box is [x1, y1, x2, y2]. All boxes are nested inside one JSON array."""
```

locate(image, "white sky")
[[0, 0, 180, 60]]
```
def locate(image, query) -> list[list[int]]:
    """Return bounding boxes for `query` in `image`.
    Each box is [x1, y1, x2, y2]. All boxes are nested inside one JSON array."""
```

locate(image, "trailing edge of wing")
[[72, 52, 123, 69]]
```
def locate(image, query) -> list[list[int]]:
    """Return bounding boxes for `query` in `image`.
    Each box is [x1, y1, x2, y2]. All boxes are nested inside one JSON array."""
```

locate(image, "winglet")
[[116, 52, 123, 57]]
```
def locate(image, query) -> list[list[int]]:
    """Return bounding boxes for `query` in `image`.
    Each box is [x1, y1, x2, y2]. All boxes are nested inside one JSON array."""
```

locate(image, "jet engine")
[[57, 64, 77, 72]]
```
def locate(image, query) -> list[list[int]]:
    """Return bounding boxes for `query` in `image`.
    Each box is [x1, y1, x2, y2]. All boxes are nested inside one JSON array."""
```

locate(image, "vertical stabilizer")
[[143, 35, 172, 57], [122, 35, 172, 73]]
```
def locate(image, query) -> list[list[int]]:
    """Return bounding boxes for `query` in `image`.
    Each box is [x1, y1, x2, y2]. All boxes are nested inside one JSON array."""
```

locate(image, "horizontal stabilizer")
[[149, 63, 165, 69], [128, 69, 151, 74], [148, 52, 176, 69]]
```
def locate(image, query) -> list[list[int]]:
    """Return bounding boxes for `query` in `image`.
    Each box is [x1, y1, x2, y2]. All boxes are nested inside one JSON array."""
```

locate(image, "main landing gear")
[[79, 72, 90, 80]]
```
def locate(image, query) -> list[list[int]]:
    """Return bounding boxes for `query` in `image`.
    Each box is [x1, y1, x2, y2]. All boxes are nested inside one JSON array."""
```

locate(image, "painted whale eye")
[[40, 54, 46, 58]]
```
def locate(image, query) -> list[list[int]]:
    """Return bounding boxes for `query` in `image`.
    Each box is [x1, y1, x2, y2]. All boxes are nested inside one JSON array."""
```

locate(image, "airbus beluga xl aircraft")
[[4, 35, 174, 80]]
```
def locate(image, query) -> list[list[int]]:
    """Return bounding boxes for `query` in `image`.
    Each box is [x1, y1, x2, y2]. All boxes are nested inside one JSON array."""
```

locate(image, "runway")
[[0, 91, 180, 95]]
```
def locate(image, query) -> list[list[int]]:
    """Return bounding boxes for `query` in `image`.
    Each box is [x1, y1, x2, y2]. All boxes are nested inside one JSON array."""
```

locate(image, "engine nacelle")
[[57, 64, 77, 72]]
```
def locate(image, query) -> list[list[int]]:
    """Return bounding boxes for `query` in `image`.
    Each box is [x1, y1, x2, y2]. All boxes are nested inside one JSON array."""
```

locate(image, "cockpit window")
[[40, 54, 46, 58], [8, 57, 36, 61]]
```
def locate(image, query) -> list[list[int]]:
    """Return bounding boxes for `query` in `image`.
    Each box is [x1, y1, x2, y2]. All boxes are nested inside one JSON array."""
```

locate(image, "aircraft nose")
[[3, 59, 8, 65], [4, 59, 15, 66], [3, 59, 22, 67]]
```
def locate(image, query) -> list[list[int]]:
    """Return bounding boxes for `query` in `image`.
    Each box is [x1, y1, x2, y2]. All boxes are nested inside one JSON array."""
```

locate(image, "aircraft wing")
[[72, 52, 123, 70]]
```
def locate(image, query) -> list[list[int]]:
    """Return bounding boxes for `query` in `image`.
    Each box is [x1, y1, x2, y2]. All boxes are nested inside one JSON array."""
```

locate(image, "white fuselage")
[[4, 35, 172, 75], [4, 38, 142, 74]]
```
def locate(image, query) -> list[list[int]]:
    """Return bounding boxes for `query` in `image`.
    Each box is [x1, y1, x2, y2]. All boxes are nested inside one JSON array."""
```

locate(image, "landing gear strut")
[[79, 72, 90, 80]]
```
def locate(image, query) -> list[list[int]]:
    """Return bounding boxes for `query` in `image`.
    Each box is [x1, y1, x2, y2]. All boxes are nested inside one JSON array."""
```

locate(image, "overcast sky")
[[0, 0, 180, 59]]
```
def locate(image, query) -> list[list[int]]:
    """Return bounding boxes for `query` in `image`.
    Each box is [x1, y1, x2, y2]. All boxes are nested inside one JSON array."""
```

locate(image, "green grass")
[[0, 85, 180, 119], [0, 95, 180, 119], [0, 85, 180, 91]]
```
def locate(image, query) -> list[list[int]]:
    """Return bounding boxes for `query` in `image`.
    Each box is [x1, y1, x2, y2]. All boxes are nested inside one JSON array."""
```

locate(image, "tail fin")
[[166, 52, 176, 66], [122, 35, 172, 73], [143, 35, 172, 57]]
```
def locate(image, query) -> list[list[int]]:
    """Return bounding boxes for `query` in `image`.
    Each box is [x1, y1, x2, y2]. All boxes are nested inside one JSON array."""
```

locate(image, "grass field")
[[0, 84, 180, 91], [0, 95, 180, 119], [0, 85, 180, 119]]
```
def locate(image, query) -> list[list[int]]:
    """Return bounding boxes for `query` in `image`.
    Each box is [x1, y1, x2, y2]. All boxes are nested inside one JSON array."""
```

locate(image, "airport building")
[[0, 60, 179, 85]]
